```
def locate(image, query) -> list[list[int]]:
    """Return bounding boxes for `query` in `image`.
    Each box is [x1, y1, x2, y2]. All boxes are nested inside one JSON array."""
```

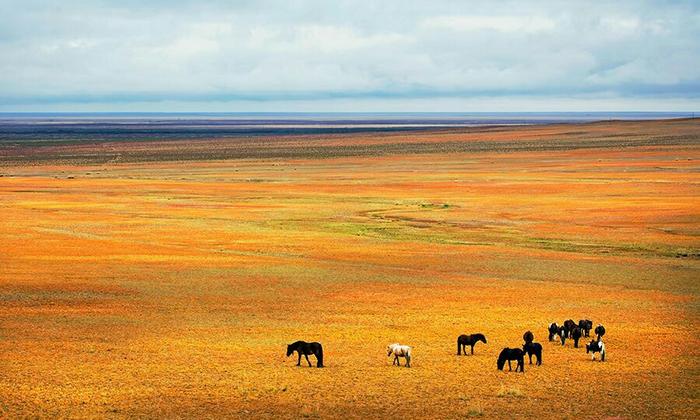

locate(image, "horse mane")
[[472, 333, 487, 343]]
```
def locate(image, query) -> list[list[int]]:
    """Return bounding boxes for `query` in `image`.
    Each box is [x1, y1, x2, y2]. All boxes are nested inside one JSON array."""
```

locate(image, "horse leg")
[[296, 352, 301, 366], [471, 345, 474, 355], [507, 360, 512, 371], [305, 354, 312, 367], [528, 353, 532, 365]]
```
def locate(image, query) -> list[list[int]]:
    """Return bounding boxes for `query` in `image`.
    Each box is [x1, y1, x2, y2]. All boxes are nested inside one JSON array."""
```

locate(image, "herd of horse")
[[286, 320, 607, 371]]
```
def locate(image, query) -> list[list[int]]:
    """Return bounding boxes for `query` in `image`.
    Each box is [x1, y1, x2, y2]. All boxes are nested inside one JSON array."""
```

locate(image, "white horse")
[[387, 343, 412, 367]]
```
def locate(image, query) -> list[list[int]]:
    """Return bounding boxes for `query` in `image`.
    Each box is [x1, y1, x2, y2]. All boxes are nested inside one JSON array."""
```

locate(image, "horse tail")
[[316, 345, 324, 368]]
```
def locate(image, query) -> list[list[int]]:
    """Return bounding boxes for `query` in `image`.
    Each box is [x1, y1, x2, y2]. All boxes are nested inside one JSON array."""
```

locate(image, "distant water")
[[0, 112, 695, 142]]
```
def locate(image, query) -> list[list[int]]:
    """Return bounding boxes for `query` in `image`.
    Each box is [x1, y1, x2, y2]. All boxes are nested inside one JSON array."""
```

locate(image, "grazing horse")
[[387, 343, 412, 367], [578, 319, 593, 337], [586, 339, 606, 361], [595, 324, 606, 340], [522, 342, 542, 365], [558, 325, 567, 346], [497, 348, 525, 372], [523, 330, 534, 344], [548, 323, 559, 341], [286, 341, 324, 368], [457, 333, 487, 355], [571, 326, 582, 348], [563, 319, 577, 338]]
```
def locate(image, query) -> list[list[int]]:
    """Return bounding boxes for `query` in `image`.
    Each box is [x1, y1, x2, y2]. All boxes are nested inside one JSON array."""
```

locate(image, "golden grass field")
[[1, 119, 699, 418]]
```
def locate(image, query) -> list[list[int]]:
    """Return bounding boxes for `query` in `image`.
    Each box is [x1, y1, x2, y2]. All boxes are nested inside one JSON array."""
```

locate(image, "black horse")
[[595, 324, 606, 340], [522, 342, 542, 365], [548, 323, 559, 341], [286, 341, 324, 368], [497, 348, 525, 372], [578, 319, 593, 337], [457, 333, 487, 355], [558, 325, 567, 346], [571, 326, 582, 348], [563, 319, 577, 338], [523, 330, 534, 344]]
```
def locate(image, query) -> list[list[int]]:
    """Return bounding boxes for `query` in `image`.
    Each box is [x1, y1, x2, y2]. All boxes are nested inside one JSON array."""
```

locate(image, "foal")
[[457, 333, 487, 355], [387, 343, 412, 367]]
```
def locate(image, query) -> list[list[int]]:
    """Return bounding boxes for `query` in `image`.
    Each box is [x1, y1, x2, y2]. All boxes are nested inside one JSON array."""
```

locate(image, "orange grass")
[[1, 121, 699, 418]]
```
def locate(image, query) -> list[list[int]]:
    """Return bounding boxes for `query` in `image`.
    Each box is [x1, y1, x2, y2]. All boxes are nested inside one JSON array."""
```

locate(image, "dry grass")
[[497, 385, 525, 398], [0, 120, 699, 418]]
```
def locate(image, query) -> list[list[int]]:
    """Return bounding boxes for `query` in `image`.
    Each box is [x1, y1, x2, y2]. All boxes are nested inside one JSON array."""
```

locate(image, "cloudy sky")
[[1, 0, 699, 111]]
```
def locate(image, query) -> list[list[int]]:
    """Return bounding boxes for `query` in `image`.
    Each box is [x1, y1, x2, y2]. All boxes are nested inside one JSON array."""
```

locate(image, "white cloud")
[[422, 15, 556, 33]]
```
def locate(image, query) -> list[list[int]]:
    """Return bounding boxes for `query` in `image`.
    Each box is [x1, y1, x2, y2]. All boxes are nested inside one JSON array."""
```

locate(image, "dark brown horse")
[[457, 333, 487, 355], [497, 348, 525, 372], [563, 319, 577, 338], [578, 319, 593, 337], [522, 342, 542, 365], [287, 341, 324, 367]]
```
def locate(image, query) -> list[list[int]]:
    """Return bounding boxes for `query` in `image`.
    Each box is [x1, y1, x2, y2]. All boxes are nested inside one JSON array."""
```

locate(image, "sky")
[[1, 0, 699, 112]]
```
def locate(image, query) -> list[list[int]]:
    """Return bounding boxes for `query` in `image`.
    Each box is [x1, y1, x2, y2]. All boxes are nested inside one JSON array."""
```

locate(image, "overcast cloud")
[[1, 0, 699, 111]]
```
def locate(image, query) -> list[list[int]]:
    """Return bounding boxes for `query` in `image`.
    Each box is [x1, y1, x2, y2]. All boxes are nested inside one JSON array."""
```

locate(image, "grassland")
[[1, 119, 699, 418]]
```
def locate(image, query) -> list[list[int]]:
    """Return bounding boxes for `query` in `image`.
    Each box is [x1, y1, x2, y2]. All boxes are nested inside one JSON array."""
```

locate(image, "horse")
[[571, 326, 582, 348], [548, 323, 559, 341], [523, 330, 534, 344], [578, 319, 593, 337], [558, 325, 567, 346], [522, 342, 542, 366], [497, 348, 525, 372], [387, 343, 412, 367], [563, 319, 577, 338], [586, 339, 606, 361], [595, 324, 606, 340], [457, 333, 487, 355], [286, 341, 324, 368]]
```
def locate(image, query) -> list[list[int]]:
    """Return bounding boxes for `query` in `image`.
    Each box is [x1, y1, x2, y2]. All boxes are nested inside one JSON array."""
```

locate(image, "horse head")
[[286, 344, 293, 357], [496, 349, 508, 370]]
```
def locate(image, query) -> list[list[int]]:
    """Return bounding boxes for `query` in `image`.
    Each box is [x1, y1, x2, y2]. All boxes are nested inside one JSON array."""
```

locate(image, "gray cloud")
[[1, 0, 698, 110]]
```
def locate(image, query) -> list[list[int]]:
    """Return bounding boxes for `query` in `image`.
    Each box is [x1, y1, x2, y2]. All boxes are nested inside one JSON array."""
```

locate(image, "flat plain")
[[1, 119, 699, 418]]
